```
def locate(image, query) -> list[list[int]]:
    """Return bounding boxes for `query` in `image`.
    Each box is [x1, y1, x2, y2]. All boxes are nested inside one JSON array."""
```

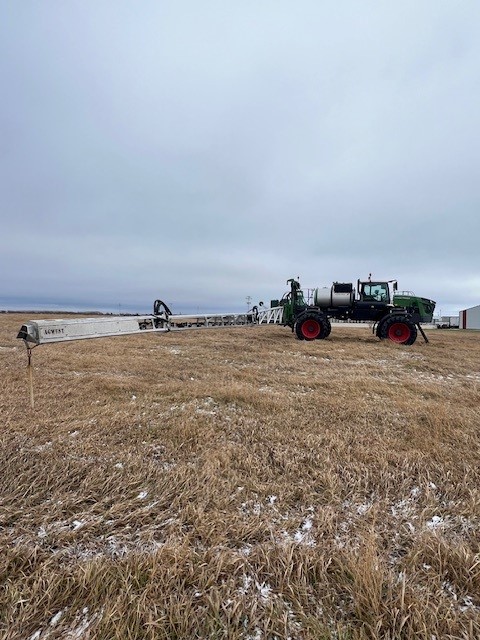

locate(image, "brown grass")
[[1, 314, 480, 639]]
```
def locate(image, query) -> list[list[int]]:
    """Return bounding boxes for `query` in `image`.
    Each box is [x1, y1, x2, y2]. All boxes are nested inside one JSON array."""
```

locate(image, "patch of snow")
[[257, 582, 272, 602], [459, 595, 480, 612], [50, 609, 65, 626], [334, 535, 346, 549], [34, 441, 52, 452], [239, 574, 272, 603], [442, 580, 458, 601], [240, 501, 262, 515], [240, 574, 253, 594], [114, 462, 124, 469], [196, 408, 216, 415], [426, 515, 443, 529], [391, 499, 414, 518], [195, 397, 219, 415], [396, 571, 406, 584], [71, 520, 85, 531], [356, 502, 371, 516], [293, 516, 315, 546], [301, 517, 313, 531], [105, 535, 129, 557], [136, 491, 148, 500], [131, 395, 136, 401], [65, 606, 102, 639]]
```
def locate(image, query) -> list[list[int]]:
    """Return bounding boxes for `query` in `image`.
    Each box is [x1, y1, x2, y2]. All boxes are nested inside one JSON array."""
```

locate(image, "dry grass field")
[[1, 313, 480, 639]]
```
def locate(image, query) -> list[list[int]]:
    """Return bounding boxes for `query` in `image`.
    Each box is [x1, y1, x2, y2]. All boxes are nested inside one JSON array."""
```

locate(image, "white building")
[[459, 304, 480, 330]]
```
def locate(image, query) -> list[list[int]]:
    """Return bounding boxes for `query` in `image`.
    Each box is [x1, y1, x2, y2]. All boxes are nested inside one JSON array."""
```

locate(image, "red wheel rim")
[[301, 319, 321, 339], [388, 322, 411, 343]]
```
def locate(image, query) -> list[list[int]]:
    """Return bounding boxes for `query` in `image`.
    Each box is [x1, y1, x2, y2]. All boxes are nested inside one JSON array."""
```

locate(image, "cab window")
[[363, 283, 388, 302]]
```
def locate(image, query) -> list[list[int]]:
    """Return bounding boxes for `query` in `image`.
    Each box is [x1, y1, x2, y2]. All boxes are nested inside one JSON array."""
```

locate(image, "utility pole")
[[246, 296, 252, 310]]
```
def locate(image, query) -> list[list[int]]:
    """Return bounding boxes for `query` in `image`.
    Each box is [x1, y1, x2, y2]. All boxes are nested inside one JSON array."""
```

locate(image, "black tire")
[[378, 315, 417, 345], [320, 318, 332, 339], [295, 311, 329, 341]]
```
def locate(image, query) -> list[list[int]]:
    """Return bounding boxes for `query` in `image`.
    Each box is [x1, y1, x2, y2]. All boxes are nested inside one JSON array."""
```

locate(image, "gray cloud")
[[1, 1, 479, 315]]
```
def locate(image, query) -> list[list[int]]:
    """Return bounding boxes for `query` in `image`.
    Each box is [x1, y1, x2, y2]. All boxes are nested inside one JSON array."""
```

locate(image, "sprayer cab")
[[356, 279, 398, 304]]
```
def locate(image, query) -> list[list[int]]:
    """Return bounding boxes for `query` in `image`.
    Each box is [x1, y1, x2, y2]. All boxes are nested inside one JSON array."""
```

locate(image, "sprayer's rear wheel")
[[378, 315, 417, 345], [295, 312, 330, 341]]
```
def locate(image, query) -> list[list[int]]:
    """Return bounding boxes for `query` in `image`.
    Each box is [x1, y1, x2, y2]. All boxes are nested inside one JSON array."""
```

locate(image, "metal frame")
[[257, 306, 284, 325], [16, 309, 273, 347]]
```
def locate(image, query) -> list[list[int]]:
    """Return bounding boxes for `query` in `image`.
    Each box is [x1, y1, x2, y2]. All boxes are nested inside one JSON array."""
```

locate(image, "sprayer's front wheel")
[[295, 312, 329, 341], [378, 315, 417, 345]]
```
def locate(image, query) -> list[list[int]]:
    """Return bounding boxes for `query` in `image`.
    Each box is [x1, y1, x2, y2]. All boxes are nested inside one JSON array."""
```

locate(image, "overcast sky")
[[1, 1, 479, 316]]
